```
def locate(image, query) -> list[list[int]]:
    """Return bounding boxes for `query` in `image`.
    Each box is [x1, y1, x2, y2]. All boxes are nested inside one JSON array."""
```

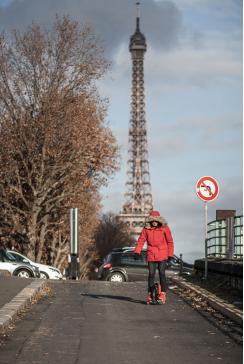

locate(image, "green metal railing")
[[207, 215, 243, 259], [234, 215, 243, 257]]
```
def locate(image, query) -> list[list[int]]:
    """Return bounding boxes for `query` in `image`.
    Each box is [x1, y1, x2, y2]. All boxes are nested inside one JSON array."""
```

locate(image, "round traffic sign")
[[196, 176, 219, 202]]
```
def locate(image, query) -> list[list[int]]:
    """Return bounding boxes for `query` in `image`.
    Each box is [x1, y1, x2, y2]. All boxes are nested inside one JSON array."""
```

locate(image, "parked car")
[[0, 248, 40, 278], [8, 250, 63, 280], [96, 248, 193, 282]]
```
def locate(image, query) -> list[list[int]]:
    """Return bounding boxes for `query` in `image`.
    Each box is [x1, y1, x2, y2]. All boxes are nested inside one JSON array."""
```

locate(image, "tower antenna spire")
[[136, 1, 140, 30], [136, 1, 140, 18]]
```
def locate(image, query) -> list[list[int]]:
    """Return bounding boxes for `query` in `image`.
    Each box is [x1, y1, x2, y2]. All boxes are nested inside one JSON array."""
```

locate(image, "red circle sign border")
[[196, 176, 219, 202]]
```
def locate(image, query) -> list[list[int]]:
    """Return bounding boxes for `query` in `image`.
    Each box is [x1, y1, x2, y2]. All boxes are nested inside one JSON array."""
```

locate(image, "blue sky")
[[0, 0, 242, 262]]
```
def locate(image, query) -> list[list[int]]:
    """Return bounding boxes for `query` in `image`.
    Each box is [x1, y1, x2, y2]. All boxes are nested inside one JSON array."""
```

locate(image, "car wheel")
[[40, 271, 49, 279], [108, 272, 125, 282], [16, 269, 32, 278]]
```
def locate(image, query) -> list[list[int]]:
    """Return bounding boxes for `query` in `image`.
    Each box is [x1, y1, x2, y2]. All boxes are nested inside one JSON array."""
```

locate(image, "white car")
[[8, 250, 63, 280], [0, 248, 39, 278]]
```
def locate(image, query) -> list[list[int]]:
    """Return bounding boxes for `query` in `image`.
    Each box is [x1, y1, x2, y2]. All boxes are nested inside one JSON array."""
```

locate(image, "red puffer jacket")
[[134, 219, 174, 261]]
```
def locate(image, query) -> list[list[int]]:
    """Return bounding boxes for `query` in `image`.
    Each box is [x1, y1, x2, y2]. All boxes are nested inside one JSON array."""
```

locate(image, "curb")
[[0, 270, 11, 277], [0, 280, 47, 333], [170, 276, 243, 326]]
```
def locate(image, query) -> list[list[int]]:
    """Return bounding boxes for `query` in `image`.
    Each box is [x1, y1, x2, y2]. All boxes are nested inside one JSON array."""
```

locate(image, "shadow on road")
[[80, 293, 146, 305]]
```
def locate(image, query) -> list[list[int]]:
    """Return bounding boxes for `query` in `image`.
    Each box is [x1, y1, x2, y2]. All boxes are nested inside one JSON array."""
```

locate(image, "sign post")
[[196, 176, 219, 279], [204, 201, 208, 278]]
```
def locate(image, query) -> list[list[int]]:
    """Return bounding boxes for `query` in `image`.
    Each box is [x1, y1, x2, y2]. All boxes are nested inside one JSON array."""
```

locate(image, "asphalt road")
[[0, 276, 31, 309], [0, 280, 242, 364]]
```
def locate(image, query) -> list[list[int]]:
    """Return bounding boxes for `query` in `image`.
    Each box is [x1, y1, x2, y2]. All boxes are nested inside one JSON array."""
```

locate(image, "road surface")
[[0, 276, 31, 309], [0, 281, 242, 364]]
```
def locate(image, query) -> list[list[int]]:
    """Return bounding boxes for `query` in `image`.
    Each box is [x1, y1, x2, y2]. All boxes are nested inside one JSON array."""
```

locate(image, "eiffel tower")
[[119, 2, 153, 238]]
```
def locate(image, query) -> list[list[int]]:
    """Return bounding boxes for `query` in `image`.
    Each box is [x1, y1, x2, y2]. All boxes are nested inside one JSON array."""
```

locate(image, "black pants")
[[148, 261, 167, 293]]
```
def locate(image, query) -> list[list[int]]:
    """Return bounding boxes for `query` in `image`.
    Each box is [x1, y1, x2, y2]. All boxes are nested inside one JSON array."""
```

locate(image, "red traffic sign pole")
[[196, 176, 219, 279]]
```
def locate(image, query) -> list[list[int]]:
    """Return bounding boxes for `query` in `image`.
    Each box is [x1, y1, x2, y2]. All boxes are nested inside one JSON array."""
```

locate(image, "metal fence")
[[207, 215, 243, 259]]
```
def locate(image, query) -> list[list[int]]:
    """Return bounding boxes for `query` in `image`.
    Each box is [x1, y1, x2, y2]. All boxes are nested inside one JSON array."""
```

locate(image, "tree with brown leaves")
[[0, 16, 119, 275]]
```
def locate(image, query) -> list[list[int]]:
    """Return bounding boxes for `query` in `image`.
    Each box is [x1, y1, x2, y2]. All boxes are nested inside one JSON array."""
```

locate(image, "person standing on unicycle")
[[134, 211, 174, 304]]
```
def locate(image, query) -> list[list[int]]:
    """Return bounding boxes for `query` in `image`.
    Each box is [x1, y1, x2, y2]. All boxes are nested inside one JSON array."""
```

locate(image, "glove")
[[134, 252, 140, 260]]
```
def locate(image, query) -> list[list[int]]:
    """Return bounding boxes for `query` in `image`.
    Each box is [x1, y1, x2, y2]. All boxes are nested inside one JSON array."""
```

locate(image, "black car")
[[96, 248, 193, 282]]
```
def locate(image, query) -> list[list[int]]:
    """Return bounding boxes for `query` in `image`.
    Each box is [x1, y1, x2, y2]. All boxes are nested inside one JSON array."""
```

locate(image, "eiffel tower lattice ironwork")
[[119, 4, 153, 237]]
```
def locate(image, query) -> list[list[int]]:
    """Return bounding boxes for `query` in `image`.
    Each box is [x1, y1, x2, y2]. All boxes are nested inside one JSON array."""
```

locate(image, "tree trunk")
[[27, 209, 39, 261]]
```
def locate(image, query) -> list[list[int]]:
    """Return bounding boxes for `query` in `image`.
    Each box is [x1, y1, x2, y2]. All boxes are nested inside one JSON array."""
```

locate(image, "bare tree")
[[0, 16, 119, 273], [94, 213, 134, 259]]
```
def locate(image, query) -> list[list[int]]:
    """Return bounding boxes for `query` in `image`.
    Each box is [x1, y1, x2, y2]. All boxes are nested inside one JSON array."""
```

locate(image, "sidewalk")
[[177, 273, 243, 309], [170, 275, 243, 326]]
